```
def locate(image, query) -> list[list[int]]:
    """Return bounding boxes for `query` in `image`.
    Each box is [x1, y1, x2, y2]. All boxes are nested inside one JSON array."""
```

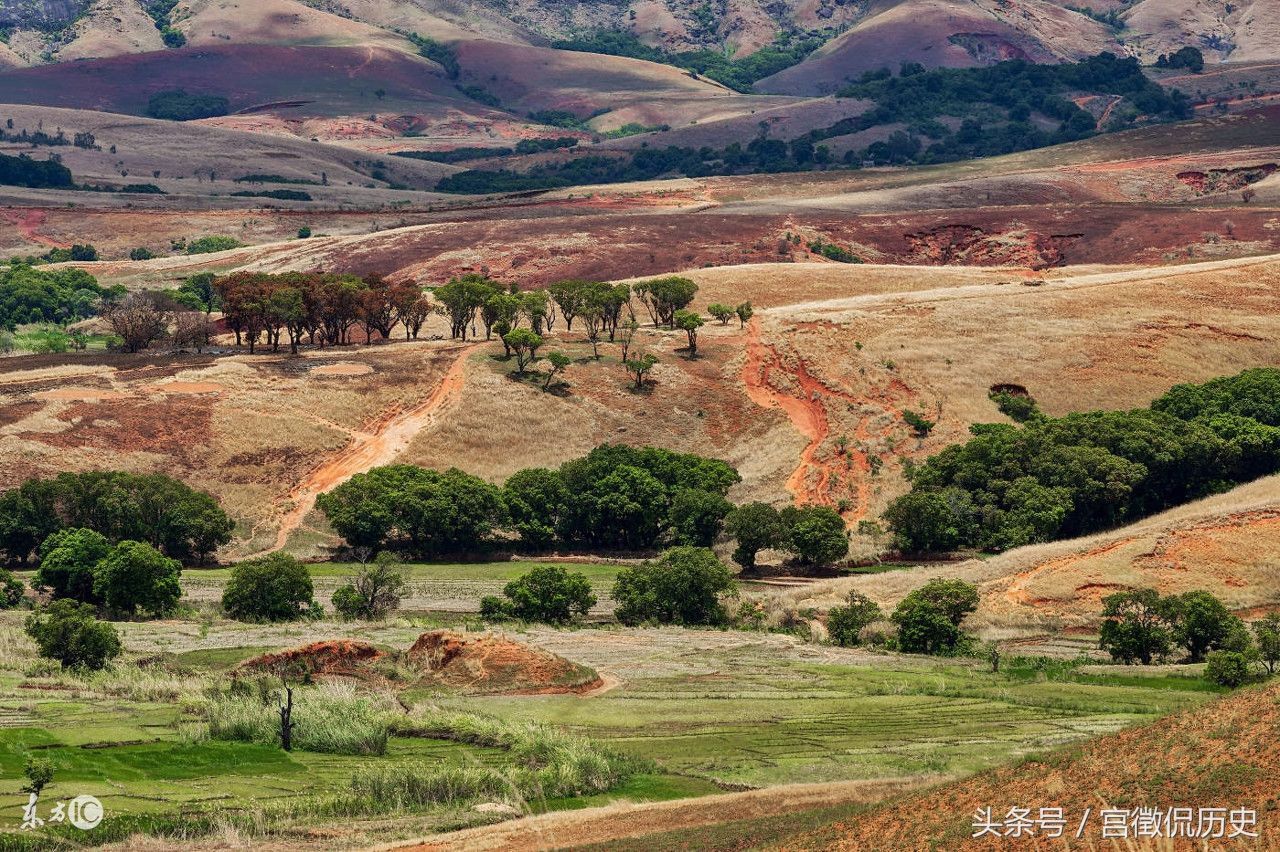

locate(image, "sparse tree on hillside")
[[708, 303, 735, 324], [634, 276, 698, 328], [735, 301, 753, 328], [782, 505, 849, 567], [390, 281, 431, 339], [1165, 590, 1244, 662], [625, 352, 658, 390], [618, 318, 639, 363], [548, 279, 589, 330], [1099, 588, 1173, 665], [107, 293, 169, 353], [674, 309, 704, 356], [543, 351, 571, 391], [434, 273, 498, 341], [504, 327, 543, 374], [1252, 612, 1280, 675]]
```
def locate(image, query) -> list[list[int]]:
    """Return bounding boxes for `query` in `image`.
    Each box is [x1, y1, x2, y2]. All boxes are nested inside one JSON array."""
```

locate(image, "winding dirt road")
[[250, 344, 477, 556]]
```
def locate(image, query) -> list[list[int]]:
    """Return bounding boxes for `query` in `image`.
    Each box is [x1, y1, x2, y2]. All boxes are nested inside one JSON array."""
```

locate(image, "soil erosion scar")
[[256, 344, 477, 555]]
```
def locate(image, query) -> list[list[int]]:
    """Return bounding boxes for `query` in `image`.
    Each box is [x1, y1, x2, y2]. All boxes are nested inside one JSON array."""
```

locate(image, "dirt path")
[[4, 210, 71, 250], [248, 344, 477, 556], [379, 776, 936, 852], [740, 319, 915, 522]]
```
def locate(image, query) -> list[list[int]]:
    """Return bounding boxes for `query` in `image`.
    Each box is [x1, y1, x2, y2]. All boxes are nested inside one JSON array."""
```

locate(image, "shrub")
[[0, 569, 23, 609], [1205, 650, 1255, 688], [1255, 613, 1280, 675], [35, 527, 111, 603], [827, 592, 881, 647], [186, 235, 244, 255], [221, 553, 318, 622], [902, 410, 934, 437], [331, 553, 407, 621], [491, 565, 596, 624], [129, 247, 156, 261], [25, 600, 122, 670], [613, 547, 734, 626], [991, 390, 1041, 423], [782, 505, 849, 566], [93, 540, 182, 617], [891, 578, 978, 655], [479, 595, 514, 620], [297, 226, 311, 239]]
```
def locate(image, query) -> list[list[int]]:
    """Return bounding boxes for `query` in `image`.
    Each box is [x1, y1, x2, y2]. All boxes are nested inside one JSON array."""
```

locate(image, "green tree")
[[0, 478, 62, 564], [35, 527, 111, 603], [317, 465, 506, 558], [827, 592, 881, 647], [543, 351, 571, 391], [613, 547, 734, 626], [1205, 649, 1255, 688], [783, 505, 849, 566], [891, 578, 979, 655], [882, 489, 972, 553], [495, 565, 596, 624], [502, 468, 568, 550], [25, 600, 121, 670], [668, 488, 733, 547], [331, 553, 407, 620], [0, 569, 23, 609], [1099, 588, 1173, 664], [94, 540, 182, 617], [222, 553, 318, 622], [1165, 590, 1242, 662], [707, 303, 735, 324], [434, 273, 498, 340], [724, 502, 787, 570], [634, 276, 698, 328], [674, 309, 704, 356], [735, 301, 753, 328], [1254, 613, 1280, 675], [625, 353, 658, 390], [504, 327, 543, 374]]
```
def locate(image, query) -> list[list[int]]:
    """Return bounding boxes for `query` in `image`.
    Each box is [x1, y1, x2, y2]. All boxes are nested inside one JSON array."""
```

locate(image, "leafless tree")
[[107, 293, 170, 353], [172, 312, 212, 352]]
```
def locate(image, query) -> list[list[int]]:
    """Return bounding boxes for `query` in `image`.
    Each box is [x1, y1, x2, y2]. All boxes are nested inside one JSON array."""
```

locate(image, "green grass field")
[[0, 561, 1225, 847], [178, 560, 627, 615]]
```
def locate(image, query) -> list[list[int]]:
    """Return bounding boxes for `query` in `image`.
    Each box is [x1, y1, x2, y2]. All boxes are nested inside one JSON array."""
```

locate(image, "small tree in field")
[[735, 301, 753, 328], [891, 578, 978, 655], [625, 353, 658, 390], [1254, 612, 1280, 674], [543, 351, 570, 391], [707, 303, 735, 324], [613, 547, 733, 626], [674, 309, 704, 357], [107, 293, 170, 353], [332, 553, 407, 620], [222, 553, 318, 622], [94, 540, 182, 618], [0, 569, 24, 609], [485, 565, 596, 624], [25, 600, 121, 670], [504, 327, 543, 375], [618, 319, 639, 363]]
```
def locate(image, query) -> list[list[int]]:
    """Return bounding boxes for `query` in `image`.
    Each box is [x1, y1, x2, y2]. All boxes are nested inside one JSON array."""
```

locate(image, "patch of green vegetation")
[[551, 29, 832, 93], [228, 189, 313, 201], [145, 90, 229, 121]]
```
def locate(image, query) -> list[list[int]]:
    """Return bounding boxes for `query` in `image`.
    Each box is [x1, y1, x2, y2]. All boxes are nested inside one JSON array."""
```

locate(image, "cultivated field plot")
[[0, 611, 1217, 846], [178, 561, 626, 615]]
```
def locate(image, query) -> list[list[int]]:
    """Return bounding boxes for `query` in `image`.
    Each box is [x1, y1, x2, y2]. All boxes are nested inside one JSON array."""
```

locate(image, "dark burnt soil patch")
[[23, 396, 216, 459], [0, 400, 42, 427]]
